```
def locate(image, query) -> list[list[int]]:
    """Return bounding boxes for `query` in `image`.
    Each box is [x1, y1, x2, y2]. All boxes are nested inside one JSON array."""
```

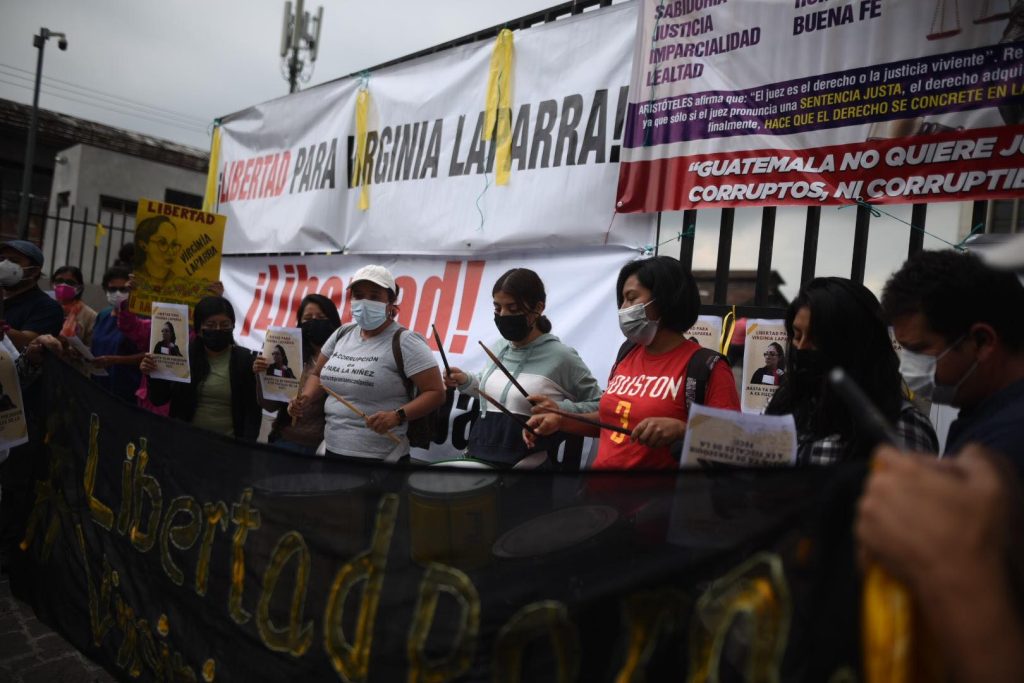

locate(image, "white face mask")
[[618, 299, 658, 346], [898, 334, 977, 405], [106, 290, 130, 307], [0, 260, 25, 288]]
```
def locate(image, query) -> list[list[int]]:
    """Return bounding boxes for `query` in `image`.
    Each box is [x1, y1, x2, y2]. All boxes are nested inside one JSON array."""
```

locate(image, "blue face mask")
[[351, 299, 389, 331]]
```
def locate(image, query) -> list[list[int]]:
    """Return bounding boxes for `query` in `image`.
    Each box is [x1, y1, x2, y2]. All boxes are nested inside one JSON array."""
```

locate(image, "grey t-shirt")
[[319, 322, 438, 459]]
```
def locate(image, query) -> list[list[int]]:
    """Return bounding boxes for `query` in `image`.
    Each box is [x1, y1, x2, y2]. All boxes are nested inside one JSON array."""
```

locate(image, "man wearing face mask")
[[0, 240, 63, 351], [882, 250, 1024, 468], [292, 265, 445, 462]]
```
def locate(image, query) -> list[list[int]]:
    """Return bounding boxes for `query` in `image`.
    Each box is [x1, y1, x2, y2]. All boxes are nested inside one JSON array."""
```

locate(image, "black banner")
[[9, 357, 865, 681]]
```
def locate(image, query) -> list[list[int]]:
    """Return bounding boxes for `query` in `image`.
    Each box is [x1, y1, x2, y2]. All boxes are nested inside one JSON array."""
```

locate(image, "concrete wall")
[[42, 144, 205, 283]]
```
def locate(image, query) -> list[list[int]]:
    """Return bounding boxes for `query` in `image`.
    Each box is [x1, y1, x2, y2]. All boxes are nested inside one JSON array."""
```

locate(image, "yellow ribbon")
[[354, 88, 371, 210], [483, 29, 514, 186], [202, 126, 221, 213], [719, 305, 737, 356], [94, 222, 108, 249]]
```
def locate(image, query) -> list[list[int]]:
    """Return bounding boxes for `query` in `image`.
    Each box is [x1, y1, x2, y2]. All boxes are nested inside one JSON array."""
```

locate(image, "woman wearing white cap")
[[290, 265, 445, 462]]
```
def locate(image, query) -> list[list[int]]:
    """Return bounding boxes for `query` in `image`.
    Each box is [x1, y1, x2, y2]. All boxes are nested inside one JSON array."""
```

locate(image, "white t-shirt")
[[319, 323, 438, 458]]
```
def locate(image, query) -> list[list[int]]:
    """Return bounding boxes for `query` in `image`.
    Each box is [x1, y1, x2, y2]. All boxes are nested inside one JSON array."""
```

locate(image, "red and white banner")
[[215, 2, 656, 255], [617, 0, 1024, 211], [221, 248, 639, 388]]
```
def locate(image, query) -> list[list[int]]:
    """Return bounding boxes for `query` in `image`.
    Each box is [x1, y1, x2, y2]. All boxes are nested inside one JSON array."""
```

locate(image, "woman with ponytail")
[[445, 268, 602, 468], [141, 296, 262, 440]]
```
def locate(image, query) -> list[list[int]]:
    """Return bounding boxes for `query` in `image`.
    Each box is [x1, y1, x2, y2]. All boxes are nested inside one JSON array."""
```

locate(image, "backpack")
[[336, 323, 440, 449]]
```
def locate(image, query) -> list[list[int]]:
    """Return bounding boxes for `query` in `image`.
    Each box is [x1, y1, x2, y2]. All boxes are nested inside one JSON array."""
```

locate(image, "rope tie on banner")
[[720, 305, 736, 356], [354, 73, 372, 211], [202, 125, 222, 213], [838, 198, 983, 251], [635, 226, 697, 256], [484, 29, 514, 186]]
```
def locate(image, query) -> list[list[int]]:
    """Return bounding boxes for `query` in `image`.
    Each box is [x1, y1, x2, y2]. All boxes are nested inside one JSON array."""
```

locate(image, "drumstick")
[[478, 341, 530, 399], [320, 384, 402, 445], [535, 405, 632, 436], [476, 387, 539, 437], [431, 324, 451, 375]]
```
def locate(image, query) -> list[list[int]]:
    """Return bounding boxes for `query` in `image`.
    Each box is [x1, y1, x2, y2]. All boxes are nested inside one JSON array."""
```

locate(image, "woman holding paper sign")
[[764, 277, 937, 464], [254, 293, 340, 455], [52, 266, 97, 346], [525, 257, 740, 469], [141, 296, 262, 440], [444, 268, 602, 468]]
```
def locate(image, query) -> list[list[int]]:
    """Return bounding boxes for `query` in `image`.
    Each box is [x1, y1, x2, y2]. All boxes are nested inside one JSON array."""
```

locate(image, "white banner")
[[618, 0, 1024, 211], [221, 248, 638, 459], [215, 2, 656, 255]]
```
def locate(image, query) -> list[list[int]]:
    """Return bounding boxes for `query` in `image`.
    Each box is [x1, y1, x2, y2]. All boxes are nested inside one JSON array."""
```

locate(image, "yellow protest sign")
[[128, 199, 226, 315]]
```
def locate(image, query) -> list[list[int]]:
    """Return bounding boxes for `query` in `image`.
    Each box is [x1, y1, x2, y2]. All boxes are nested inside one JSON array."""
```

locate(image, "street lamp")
[[16, 27, 68, 240]]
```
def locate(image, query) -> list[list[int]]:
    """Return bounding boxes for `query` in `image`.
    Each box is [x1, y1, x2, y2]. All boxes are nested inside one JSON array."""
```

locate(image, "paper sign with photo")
[[260, 326, 302, 402], [149, 302, 191, 383], [680, 403, 797, 468], [129, 199, 226, 316], [685, 315, 723, 352], [741, 319, 788, 413], [0, 350, 28, 450]]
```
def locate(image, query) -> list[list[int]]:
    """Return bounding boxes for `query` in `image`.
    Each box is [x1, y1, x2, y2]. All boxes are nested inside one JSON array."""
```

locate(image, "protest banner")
[[148, 303, 191, 383], [0, 350, 27, 450], [129, 199, 226, 315], [213, 2, 656, 255], [11, 355, 866, 682], [221, 248, 638, 460], [259, 327, 302, 402], [681, 402, 797, 468], [617, 0, 1024, 211], [742, 318, 789, 413], [685, 313, 723, 351]]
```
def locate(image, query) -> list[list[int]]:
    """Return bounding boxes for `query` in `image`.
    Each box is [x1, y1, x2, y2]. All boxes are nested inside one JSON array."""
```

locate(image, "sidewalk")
[[0, 574, 114, 683]]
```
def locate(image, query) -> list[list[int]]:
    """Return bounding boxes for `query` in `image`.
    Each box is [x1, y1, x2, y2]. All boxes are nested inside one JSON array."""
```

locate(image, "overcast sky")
[[0, 0, 966, 299]]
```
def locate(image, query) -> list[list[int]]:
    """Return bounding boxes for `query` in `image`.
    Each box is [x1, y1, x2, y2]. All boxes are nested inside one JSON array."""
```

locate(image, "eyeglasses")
[[106, 286, 130, 294], [763, 351, 779, 357], [201, 322, 234, 331], [151, 237, 182, 252]]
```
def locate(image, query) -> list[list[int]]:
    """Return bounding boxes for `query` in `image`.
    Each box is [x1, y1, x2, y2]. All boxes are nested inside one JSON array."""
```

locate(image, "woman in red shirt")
[[526, 256, 740, 469]]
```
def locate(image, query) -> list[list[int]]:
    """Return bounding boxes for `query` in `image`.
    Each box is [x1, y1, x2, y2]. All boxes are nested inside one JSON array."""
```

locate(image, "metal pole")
[[16, 29, 47, 239]]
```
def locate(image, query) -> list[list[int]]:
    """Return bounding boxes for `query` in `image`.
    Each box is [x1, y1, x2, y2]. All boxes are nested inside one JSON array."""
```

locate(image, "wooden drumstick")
[[535, 405, 632, 436], [321, 384, 402, 445]]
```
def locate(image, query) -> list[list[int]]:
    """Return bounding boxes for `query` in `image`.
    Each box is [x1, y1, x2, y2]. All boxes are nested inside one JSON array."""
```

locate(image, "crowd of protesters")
[[0, 236, 1022, 681]]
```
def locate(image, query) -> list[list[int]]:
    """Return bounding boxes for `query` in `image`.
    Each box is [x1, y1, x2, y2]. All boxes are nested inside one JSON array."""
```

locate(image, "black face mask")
[[201, 329, 233, 352], [299, 321, 335, 358], [494, 313, 532, 342], [788, 348, 830, 392]]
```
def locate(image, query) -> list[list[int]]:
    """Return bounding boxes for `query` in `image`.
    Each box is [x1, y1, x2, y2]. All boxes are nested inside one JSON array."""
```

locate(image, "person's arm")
[[557, 348, 603, 414], [857, 445, 1024, 683], [289, 353, 328, 420], [92, 352, 146, 369], [138, 354, 172, 406], [443, 366, 480, 395], [7, 298, 64, 351], [252, 354, 287, 411], [366, 366, 445, 434], [118, 305, 152, 350]]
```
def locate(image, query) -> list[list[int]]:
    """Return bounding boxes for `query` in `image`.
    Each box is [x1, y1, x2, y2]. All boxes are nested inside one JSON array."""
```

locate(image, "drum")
[[407, 460, 499, 570], [491, 505, 619, 560]]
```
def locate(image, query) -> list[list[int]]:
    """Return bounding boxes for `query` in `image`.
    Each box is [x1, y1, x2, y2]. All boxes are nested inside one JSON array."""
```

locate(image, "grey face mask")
[[0, 260, 25, 288]]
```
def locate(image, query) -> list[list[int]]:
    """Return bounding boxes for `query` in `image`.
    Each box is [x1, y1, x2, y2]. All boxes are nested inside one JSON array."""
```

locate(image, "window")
[[56, 191, 70, 209], [987, 200, 1024, 234], [164, 189, 203, 209]]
